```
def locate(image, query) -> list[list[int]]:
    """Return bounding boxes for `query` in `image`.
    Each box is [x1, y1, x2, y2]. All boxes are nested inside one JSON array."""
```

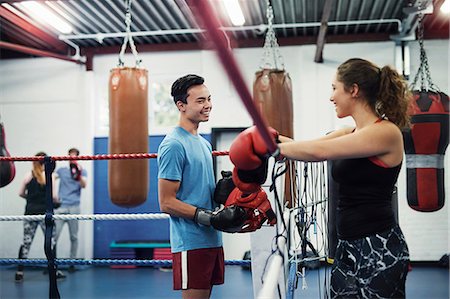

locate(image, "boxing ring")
[[0, 1, 331, 298], [0, 152, 250, 297], [0, 151, 329, 299]]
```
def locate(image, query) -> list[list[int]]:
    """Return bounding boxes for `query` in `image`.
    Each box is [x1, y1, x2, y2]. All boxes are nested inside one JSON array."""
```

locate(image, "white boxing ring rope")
[[0, 207, 250, 268], [0, 213, 170, 221]]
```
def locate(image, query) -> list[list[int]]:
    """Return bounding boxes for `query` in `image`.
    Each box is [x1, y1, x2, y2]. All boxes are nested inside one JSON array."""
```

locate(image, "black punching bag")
[[0, 122, 15, 188], [403, 90, 449, 212]]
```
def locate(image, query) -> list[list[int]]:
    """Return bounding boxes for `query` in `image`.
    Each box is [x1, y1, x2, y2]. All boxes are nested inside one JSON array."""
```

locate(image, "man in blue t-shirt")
[[55, 147, 87, 272], [158, 74, 246, 298]]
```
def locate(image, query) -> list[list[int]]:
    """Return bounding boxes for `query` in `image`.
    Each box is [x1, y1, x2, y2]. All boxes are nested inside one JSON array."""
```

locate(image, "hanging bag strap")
[[118, 0, 141, 67]]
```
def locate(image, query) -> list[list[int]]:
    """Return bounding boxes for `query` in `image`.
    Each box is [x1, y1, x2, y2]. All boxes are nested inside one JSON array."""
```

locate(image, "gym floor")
[[0, 264, 448, 298]]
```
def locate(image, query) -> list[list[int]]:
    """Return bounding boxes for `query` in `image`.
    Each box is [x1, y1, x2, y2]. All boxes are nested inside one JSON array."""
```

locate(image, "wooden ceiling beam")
[[0, 21, 46, 49], [314, 0, 335, 63]]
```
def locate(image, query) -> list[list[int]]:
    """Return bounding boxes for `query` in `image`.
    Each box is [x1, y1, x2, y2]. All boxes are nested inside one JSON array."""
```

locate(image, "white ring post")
[[257, 209, 290, 299]]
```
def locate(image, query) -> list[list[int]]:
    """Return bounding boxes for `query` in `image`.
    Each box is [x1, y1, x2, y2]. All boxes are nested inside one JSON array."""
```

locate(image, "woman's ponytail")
[[32, 152, 47, 185], [376, 66, 412, 129]]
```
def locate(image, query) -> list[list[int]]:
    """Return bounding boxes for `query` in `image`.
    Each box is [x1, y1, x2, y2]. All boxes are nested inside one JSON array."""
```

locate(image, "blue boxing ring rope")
[[0, 258, 250, 267]]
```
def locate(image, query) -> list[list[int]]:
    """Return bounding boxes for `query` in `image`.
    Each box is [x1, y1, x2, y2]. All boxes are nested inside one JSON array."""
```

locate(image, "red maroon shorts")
[[172, 247, 224, 290]]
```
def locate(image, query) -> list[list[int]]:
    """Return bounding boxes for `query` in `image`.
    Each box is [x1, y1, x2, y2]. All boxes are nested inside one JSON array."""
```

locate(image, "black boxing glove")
[[211, 206, 248, 232], [213, 170, 235, 205], [69, 161, 82, 181], [194, 206, 247, 233], [53, 201, 61, 209]]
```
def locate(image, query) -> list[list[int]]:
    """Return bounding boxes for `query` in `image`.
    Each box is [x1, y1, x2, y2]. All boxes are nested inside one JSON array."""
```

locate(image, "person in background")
[[54, 147, 87, 273], [15, 151, 65, 282]]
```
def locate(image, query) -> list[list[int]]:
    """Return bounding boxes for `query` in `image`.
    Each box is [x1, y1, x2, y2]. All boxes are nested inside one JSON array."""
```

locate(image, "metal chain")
[[259, 0, 285, 70], [411, 13, 439, 92], [118, 0, 142, 67]]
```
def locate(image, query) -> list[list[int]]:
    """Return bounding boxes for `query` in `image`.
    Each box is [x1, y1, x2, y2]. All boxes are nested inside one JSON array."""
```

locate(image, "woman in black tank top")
[[15, 152, 64, 282], [278, 58, 411, 298]]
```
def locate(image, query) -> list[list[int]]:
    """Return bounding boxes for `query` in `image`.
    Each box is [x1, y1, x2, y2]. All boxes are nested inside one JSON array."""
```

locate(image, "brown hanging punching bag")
[[109, 67, 149, 207], [253, 69, 295, 205], [254, 69, 293, 137]]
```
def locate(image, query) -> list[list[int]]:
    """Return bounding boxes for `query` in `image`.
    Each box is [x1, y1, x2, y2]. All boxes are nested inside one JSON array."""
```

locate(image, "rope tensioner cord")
[[0, 151, 229, 162]]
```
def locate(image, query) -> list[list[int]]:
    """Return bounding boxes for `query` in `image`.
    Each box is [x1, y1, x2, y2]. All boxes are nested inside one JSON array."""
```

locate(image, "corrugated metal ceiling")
[[0, 0, 448, 67]]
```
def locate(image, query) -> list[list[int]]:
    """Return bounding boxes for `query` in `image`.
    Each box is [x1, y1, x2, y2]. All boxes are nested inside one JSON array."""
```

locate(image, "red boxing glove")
[[225, 187, 276, 233], [232, 167, 261, 193], [229, 126, 279, 171], [70, 161, 82, 181]]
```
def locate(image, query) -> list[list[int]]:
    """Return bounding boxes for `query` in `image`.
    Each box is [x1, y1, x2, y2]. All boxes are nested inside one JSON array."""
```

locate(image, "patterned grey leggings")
[[18, 220, 56, 260], [331, 225, 410, 299]]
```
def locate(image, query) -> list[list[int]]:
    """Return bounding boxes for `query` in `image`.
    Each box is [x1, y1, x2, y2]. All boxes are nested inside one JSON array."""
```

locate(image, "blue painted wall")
[[93, 134, 211, 258]]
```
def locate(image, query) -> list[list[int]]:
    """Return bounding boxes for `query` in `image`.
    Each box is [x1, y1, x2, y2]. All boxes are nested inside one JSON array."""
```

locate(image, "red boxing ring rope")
[[190, 0, 279, 156], [0, 151, 229, 162]]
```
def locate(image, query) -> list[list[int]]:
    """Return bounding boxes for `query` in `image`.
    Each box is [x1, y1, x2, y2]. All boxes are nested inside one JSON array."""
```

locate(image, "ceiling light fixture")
[[223, 0, 245, 26], [440, 0, 450, 13], [20, 1, 73, 34]]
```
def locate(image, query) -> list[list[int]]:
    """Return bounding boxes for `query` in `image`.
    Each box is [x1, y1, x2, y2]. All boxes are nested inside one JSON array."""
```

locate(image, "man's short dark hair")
[[68, 148, 80, 156], [171, 74, 204, 104]]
